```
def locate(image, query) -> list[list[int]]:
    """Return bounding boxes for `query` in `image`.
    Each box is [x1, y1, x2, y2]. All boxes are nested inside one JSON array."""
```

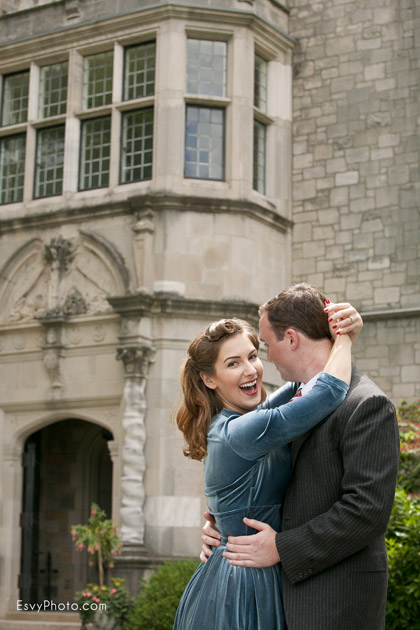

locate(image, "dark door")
[[19, 432, 41, 604]]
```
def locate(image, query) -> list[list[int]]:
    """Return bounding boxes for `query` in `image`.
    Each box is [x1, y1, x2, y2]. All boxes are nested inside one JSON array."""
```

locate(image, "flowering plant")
[[71, 503, 123, 586], [397, 399, 420, 499], [75, 578, 133, 629], [398, 399, 420, 453]]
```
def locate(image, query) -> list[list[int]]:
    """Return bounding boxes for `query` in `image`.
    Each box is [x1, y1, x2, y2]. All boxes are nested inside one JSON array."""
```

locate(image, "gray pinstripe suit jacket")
[[276, 366, 400, 630]]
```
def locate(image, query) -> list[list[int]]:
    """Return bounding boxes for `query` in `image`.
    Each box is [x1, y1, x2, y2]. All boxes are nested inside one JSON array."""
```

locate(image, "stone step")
[[0, 613, 81, 630]]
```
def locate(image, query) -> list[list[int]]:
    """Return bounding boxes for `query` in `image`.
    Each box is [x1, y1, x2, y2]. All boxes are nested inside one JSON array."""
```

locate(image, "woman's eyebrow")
[[222, 354, 240, 363]]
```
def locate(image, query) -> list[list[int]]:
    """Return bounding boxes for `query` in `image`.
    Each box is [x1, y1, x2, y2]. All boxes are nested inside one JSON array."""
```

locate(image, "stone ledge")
[[361, 306, 420, 322]]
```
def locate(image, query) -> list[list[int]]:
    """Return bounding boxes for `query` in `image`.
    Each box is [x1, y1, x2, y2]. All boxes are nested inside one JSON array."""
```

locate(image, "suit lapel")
[[290, 413, 332, 467]]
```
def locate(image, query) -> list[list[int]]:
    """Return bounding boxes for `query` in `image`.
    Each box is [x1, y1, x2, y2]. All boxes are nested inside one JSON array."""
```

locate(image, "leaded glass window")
[[39, 62, 68, 118], [124, 42, 156, 101], [1, 71, 29, 126], [0, 134, 26, 204], [185, 106, 224, 180], [80, 117, 111, 190], [83, 52, 113, 109], [254, 55, 267, 112], [121, 109, 153, 183], [34, 126, 65, 198], [186, 39, 227, 97], [253, 119, 266, 194]]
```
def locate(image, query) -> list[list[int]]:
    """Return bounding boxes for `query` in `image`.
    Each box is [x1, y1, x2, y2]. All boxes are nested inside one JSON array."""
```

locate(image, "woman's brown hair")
[[176, 318, 265, 461]]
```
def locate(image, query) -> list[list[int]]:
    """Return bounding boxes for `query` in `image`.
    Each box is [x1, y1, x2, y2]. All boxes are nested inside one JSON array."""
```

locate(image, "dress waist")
[[211, 503, 282, 538]]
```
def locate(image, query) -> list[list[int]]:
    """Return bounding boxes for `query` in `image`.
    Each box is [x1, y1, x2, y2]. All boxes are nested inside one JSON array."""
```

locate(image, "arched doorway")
[[19, 419, 113, 607]]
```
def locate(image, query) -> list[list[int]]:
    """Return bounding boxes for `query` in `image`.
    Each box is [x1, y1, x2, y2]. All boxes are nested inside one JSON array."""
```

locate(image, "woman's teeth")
[[240, 379, 257, 391]]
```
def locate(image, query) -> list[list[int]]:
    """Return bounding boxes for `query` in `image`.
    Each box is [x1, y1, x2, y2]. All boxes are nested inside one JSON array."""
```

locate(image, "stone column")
[[0, 442, 23, 616], [132, 208, 155, 293], [114, 331, 159, 594]]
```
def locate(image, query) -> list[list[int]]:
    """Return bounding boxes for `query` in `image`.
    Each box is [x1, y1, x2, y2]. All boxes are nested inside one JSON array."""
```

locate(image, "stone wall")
[[289, 0, 420, 402]]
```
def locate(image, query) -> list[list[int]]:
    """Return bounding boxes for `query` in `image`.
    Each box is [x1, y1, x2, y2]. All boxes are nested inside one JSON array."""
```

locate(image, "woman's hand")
[[324, 301, 363, 343], [200, 512, 221, 564]]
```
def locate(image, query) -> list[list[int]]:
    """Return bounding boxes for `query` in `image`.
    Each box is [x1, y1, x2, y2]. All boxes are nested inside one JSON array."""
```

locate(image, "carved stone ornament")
[[65, 0, 80, 20], [0, 232, 129, 325], [116, 345, 155, 379]]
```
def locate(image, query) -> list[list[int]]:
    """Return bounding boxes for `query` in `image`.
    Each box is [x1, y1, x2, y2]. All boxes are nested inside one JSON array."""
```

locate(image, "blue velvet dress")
[[174, 373, 349, 630]]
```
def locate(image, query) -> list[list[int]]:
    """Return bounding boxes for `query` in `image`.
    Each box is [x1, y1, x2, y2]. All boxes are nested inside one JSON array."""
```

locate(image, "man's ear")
[[200, 372, 217, 390], [285, 328, 299, 350]]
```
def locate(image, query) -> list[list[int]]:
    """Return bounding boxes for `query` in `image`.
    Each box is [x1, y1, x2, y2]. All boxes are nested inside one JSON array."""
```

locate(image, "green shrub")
[[125, 558, 199, 630], [386, 488, 420, 629]]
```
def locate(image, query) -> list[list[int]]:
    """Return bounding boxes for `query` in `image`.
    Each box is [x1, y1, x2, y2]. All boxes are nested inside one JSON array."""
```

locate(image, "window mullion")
[[109, 107, 120, 188]]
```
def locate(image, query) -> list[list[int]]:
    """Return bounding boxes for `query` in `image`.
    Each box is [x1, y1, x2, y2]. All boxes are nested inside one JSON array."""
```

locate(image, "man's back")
[[277, 367, 400, 630]]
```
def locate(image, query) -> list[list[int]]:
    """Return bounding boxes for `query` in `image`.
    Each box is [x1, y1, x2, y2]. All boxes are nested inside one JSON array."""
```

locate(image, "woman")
[[174, 303, 362, 630]]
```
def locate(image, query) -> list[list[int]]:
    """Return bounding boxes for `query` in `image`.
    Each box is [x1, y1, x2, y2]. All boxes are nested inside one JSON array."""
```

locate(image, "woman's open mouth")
[[239, 379, 258, 396]]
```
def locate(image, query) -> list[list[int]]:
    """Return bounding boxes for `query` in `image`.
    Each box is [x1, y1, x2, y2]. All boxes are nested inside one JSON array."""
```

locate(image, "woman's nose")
[[244, 361, 257, 374]]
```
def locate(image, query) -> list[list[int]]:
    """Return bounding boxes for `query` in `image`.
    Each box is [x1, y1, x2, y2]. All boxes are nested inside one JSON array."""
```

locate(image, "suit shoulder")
[[347, 366, 396, 413]]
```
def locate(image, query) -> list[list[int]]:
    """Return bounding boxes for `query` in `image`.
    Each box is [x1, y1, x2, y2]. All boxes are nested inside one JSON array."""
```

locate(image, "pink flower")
[[107, 563, 114, 568], [91, 508, 97, 516], [88, 561, 94, 567], [109, 589, 117, 595], [86, 592, 92, 597], [92, 596, 100, 603]]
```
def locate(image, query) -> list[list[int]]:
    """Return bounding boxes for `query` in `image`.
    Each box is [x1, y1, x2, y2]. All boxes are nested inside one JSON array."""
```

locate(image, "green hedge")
[[125, 558, 199, 630], [386, 488, 420, 629]]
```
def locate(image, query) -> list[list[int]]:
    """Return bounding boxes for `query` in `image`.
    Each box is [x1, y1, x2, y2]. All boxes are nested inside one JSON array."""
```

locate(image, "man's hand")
[[200, 511, 221, 564], [223, 517, 280, 568]]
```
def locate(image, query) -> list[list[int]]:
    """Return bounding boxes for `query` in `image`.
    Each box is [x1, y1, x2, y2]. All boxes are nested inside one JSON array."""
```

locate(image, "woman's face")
[[201, 332, 264, 414]]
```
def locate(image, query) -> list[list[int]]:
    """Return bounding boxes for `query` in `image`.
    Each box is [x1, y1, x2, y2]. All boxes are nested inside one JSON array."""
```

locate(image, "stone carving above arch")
[[0, 231, 130, 325]]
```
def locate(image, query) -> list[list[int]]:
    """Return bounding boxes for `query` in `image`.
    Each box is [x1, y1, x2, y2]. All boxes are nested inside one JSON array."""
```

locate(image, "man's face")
[[259, 312, 295, 381]]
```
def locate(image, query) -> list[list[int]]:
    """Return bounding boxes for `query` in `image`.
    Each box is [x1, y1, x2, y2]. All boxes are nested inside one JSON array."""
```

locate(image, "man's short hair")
[[259, 283, 330, 341]]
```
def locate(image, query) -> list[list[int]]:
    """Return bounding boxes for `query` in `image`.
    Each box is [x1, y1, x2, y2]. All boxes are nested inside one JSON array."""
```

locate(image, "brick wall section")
[[288, 0, 420, 402]]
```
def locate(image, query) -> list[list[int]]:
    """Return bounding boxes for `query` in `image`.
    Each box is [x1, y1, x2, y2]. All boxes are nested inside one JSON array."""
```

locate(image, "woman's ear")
[[200, 372, 217, 390]]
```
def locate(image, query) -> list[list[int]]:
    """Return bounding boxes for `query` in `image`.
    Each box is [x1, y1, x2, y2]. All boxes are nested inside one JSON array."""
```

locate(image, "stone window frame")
[[38, 61, 68, 119], [34, 124, 65, 198], [0, 33, 157, 204], [184, 30, 231, 182], [252, 44, 276, 197], [0, 132, 26, 204], [120, 107, 154, 184]]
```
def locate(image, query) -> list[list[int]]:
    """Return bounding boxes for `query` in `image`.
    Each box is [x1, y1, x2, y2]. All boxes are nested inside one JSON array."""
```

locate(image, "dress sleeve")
[[219, 373, 349, 461], [260, 381, 298, 410]]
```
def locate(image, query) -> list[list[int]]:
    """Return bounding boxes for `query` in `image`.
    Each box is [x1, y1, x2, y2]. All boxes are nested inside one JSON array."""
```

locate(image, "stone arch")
[[0, 230, 130, 325]]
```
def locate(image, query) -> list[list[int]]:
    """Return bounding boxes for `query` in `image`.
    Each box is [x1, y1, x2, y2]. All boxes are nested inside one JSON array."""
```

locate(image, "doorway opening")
[[19, 419, 113, 606]]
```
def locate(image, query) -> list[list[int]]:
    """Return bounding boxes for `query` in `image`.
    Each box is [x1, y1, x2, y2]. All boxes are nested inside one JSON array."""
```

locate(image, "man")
[[201, 283, 400, 630]]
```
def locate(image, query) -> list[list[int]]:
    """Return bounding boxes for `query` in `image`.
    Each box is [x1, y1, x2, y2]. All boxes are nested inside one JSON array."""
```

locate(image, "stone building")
[[0, 0, 418, 625]]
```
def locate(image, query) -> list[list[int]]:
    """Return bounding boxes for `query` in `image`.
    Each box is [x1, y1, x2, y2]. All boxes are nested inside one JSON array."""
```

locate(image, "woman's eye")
[[227, 361, 238, 368]]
